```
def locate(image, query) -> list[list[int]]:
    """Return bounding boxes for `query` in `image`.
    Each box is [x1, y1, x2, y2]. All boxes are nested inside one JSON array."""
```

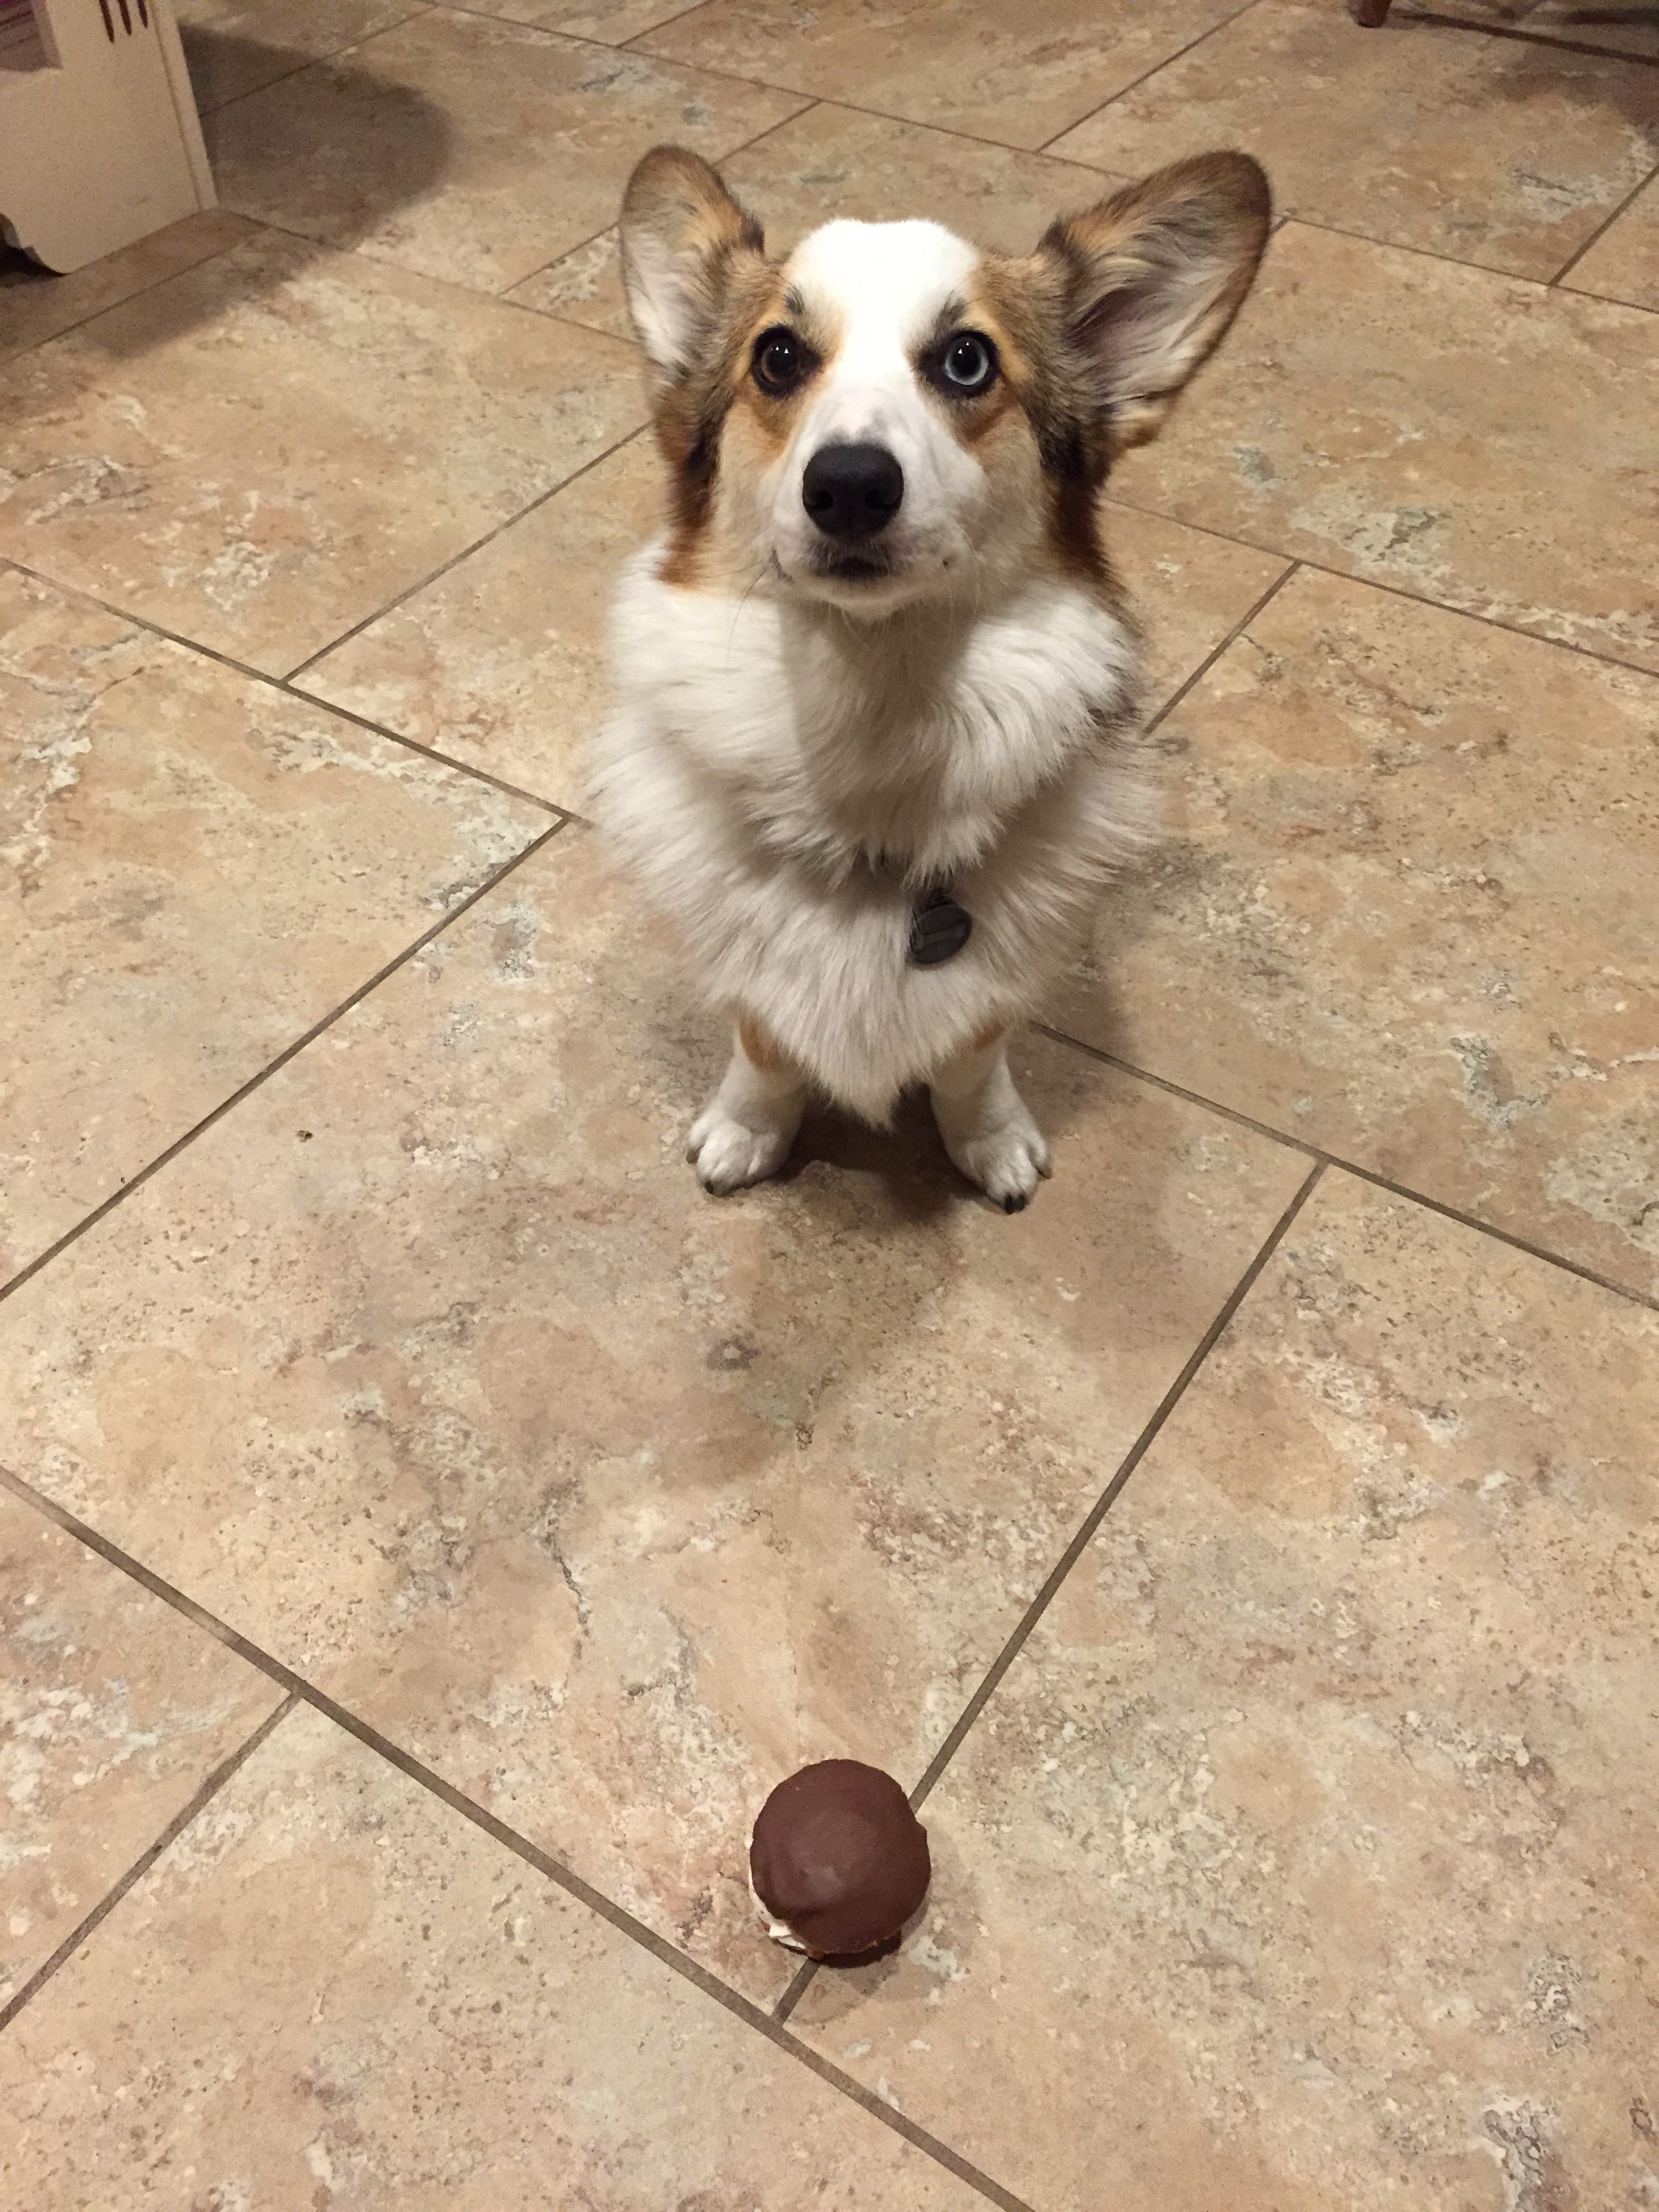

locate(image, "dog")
[[589, 144, 1270, 1209]]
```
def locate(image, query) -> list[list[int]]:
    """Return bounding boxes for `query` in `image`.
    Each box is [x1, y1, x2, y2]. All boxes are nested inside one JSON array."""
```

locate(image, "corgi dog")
[[590, 145, 1270, 1209]]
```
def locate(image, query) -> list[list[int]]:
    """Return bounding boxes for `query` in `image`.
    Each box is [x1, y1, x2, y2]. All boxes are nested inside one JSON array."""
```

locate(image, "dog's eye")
[[936, 330, 998, 396], [753, 327, 815, 397]]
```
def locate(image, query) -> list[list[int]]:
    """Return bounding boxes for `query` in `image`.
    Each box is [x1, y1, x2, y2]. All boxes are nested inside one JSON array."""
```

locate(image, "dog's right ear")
[[619, 146, 767, 380]]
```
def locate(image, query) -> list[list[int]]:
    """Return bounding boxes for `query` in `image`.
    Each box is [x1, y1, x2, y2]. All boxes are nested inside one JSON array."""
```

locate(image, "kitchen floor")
[[2, 2, 1657, 2206]]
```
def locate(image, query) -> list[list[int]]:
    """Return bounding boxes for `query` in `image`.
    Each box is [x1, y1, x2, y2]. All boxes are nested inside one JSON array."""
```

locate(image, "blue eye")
[[939, 331, 998, 394]]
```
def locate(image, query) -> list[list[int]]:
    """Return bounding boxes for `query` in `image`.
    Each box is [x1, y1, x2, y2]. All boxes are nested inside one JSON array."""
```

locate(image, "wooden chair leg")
[[1348, 0, 1394, 22]]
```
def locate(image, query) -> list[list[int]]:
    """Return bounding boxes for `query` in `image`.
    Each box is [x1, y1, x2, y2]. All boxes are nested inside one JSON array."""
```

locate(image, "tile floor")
[[1, 1, 1655, 2205]]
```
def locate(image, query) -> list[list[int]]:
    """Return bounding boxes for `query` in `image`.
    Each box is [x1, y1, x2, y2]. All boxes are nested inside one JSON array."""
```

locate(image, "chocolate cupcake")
[[750, 1760, 931, 1959]]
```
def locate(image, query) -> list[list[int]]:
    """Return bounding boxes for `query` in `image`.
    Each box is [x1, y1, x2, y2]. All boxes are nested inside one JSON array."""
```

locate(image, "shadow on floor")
[[1, 32, 451, 364]]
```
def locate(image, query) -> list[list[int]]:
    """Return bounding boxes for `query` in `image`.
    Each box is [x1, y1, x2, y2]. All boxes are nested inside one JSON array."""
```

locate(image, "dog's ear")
[[619, 145, 767, 379], [1038, 153, 1270, 450]]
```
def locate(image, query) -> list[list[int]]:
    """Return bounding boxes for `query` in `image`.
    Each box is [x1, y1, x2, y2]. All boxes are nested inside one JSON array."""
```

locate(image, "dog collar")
[[909, 886, 973, 967]]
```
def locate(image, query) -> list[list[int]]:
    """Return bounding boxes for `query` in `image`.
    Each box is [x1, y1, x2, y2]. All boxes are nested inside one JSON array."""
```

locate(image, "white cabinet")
[[0, 0, 214, 274]]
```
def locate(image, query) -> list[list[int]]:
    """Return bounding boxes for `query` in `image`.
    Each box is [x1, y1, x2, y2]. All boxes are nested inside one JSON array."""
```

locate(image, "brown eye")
[[935, 330, 998, 396], [753, 326, 815, 397]]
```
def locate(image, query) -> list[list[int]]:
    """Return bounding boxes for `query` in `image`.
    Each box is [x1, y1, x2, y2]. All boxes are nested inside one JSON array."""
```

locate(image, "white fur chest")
[[605, 546, 1140, 886], [590, 549, 1152, 1119]]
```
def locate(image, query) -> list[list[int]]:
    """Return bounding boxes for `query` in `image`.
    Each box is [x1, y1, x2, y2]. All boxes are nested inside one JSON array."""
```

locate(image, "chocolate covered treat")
[[750, 1759, 931, 1959]]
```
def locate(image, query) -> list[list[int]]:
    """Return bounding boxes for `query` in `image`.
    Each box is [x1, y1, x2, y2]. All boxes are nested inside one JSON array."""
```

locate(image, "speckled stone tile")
[[462, 0, 711, 40], [298, 442, 1287, 807], [0, 1703, 989, 2211], [1425, 0, 1659, 61], [1105, 507, 1290, 714], [1565, 173, 1659, 307], [793, 1172, 1659, 2212], [1050, 0, 1659, 280], [0, 229, 642, 675], [635, 0, 1248, 151], [0, 1488, 282, 2013], [204, 6, 807, 295], [507, 97, 1127, 339], [175, 0, 425, 111], [0, 568, 548, 1282], [1112, 221, 1659, 672], [0, 212, 256, 369], [297, 434, 659, 804], [1051, 568, 1659, 1301], [0, 830, 1309, 2002]]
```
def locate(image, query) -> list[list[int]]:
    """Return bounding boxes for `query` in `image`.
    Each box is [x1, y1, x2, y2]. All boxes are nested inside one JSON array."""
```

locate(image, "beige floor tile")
[[1564, 171, 1659, 306], [297, 434, 658, 804], [509, 97, 1129, 338], [1524, 0, 1659, 56], [507, 97, 1126, 339], [0, 830, 1310, 2002], [1112, 221, 1659, 672], [462, 0, 712, 40], [1053, 568, 1659, 1300], [1104, 507, 1291, 712], [0, 212, 256, 369], [1050, 0, 1659, 281], [636, 0, 1248, 151], [1419, 0, 1659, 61], [0, 230, 643, 675], [296, 443, 1286, 807], [0, 1703, 989, 2211], [0, 1488, 283, 2013], [0, 568, 548, 1282], [175, 0, 425, 112], [204, 6, 807, 295], [506, 225, 634, 337], [793, 1172, 1659, 2212]]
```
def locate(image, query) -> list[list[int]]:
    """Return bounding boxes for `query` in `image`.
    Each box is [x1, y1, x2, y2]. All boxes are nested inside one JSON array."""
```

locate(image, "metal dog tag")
[[908, 887, 973, 967]]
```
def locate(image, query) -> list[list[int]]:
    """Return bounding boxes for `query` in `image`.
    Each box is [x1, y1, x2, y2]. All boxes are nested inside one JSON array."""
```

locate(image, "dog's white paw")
[[934, 1076, 1053, 1213], [949, 1114, 1052, 1212], [686, 1104, 795, 1194]]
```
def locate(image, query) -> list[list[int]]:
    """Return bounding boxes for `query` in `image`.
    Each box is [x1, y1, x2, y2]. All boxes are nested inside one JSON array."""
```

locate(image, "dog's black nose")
[[801, 442, 905, 539]]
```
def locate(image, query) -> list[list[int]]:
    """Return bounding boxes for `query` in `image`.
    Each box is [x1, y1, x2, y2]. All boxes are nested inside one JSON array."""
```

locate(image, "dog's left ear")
[[1039, 152, 1270, 450], [619, 145, 767, 380]]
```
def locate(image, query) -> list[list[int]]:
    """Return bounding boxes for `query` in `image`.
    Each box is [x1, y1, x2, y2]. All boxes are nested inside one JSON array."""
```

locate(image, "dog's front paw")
[[934, 1080, 1053, 1213], [686, 1103, 795, 1194], [950, 1116, 1052, 1211]]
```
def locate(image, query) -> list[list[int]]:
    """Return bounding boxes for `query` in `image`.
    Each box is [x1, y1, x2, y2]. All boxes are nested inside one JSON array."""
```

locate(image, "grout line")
[[189, 3, 435, 118], [1276, 208, 1653, 287], [1095, 490, 1659, 680], [772, 1953, 819, 2023], [1270, 209, 1599, 285], [1037, 1025, 1659, 1315], [1032, 0, 1264, 153], [192, 203, 650, 346], [1393, 4, 1659, 66], [1036, 1024, 1327, 1158], [0, 223, 256, 370], [428, 1, 852, 127], [0, 1694, 299, 2034], [1142, 557, 1298, 732], [2, 557, 574, 817], [0, 1464, 1033, 2212], [492, 215, 617, 305], [600, 4, 1151, 161], [899, 1162, 1326, 1824], [282, 422, 651, 681], [1549, 159, 1659, 286], [491, 97, 824, 302], [0, 824, 565, 1309]]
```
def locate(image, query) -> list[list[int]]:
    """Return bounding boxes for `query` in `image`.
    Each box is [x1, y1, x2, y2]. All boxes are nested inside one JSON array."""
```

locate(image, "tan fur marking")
[[970, 1018, 1006, 1054], [738, 1011, 790, 1074]]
